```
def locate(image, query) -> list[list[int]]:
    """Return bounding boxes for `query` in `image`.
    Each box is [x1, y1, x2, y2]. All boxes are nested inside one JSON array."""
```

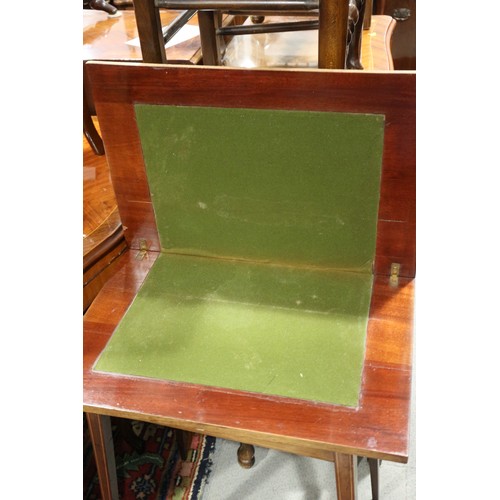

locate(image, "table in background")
[[83, 10, 395, 69]]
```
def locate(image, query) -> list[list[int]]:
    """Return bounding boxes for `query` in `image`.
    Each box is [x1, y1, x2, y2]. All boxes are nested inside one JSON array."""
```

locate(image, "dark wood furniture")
[[83, 207, 126, 312], [220, 13, 394, 70], [84, 62, 415, 500], [83, 8, 394, 68], [83, 9, 203, 63], [133, 0, 365, 68], [83, 8, 203, 155], [83, 92, 105, 155], [84, 0, 119, 15], [83, 8, 205, 303], [83, 124, 123, 311], [373, 0, 415, 69], [83, 8, 394, 155]]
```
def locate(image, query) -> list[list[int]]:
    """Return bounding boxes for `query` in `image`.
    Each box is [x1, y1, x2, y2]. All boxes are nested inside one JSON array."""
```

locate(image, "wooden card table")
[[83, 62, 415, 500]]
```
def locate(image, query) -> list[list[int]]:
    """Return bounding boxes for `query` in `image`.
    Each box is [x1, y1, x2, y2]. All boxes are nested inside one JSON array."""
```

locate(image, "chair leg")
[[318, 0, 349, 68], [237, 443, 255, 468], [346, 0, 366, 69], [197, 11, 223, 65], [133, 0, 168, 63]]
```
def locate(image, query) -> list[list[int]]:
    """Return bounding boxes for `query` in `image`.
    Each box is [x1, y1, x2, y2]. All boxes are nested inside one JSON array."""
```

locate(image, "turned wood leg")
[[86, 413, 119, 500], [197, 11, 223, 65], [368, 458, 379, 500], [346, 0, 366, 69], [318, 0, 349, 68], [175, 430, 194, 461], [334, 452, 357, 500], [237, 443, 255, 468]]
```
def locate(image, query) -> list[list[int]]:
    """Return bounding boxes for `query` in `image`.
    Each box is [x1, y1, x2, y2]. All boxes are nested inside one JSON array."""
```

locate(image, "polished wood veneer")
[[83, 121, 127, 312], [88, 64, 415, 278], [83, 123, 116, 239], [84, 63, 415, 499], [85, 250, 414, 461]]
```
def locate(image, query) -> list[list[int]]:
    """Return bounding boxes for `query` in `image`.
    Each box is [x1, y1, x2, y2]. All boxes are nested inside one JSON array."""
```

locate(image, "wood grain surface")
[[87, 63, 415, 278], [83, 63, 415, 499], [84, 63, 415, 460], [83, 121, 128, 312], [84, 249, 414, 462]]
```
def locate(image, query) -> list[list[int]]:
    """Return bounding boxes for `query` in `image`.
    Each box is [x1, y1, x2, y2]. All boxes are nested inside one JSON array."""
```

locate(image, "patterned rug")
[[84, 416, 216, 499]]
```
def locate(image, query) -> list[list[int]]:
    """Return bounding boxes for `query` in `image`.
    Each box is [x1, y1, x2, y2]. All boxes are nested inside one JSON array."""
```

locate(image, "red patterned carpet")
[[84, 416, 216, 499]]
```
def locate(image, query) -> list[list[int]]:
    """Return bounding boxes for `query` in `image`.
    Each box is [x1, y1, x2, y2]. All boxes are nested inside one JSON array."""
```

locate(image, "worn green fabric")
[[94, 105, 385, 407], [134, 105, 384, 271], [94, 254, 374, 406]]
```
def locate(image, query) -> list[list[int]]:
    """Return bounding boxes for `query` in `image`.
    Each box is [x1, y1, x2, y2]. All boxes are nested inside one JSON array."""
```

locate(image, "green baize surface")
[[94, 105, 384, 407]]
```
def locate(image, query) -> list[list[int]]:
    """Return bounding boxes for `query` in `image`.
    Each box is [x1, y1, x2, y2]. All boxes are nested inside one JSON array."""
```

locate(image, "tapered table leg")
[[334, 452, 357, 500], [368, 458, 379, 500], [86, 413, 119, 500]]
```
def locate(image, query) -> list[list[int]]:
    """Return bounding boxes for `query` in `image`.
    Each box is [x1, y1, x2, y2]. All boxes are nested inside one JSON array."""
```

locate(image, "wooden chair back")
[[133, 0, 367, 69]]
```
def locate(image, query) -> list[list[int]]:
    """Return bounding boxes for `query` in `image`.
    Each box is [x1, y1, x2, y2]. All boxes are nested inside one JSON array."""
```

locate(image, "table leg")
[[86, 413, 119, 500], [237, 443, 255, 468], [368, 457, 379, 500], [334, 452, 357, 500]]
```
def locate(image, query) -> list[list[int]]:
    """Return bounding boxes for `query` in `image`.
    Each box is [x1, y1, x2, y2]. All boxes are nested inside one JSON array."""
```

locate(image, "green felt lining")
[[94, 253, 373, 406], [94, 105, 385, 407], [135, 105, 384, 271]]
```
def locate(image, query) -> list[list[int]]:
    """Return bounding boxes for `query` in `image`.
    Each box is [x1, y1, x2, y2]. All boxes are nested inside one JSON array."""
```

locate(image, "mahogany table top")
[[84, 249, 414, 463]]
